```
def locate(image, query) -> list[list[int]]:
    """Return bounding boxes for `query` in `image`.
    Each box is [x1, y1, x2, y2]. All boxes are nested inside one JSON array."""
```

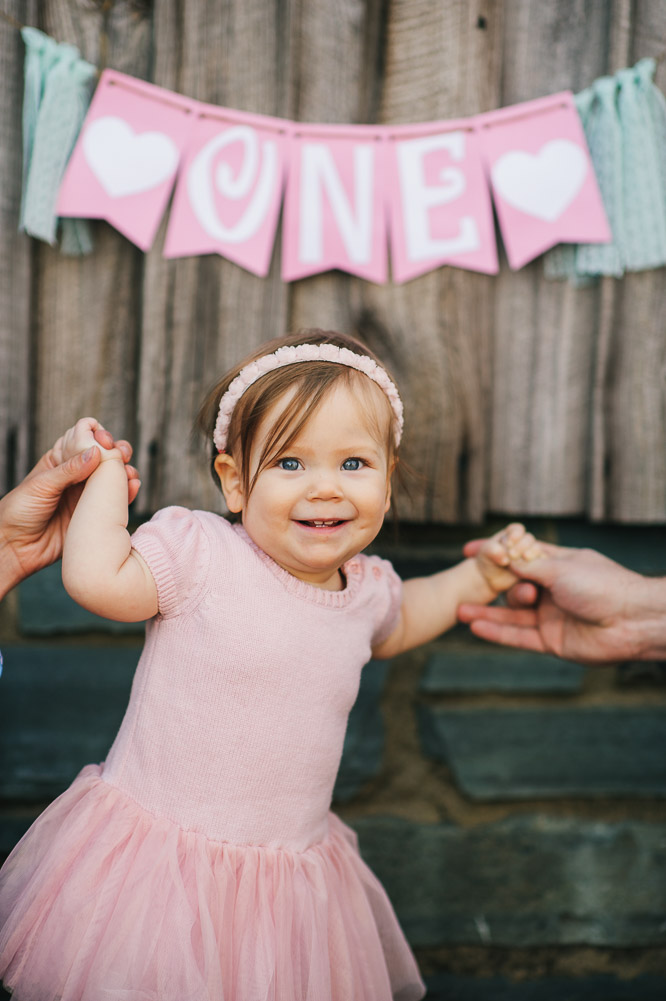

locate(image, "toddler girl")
[[0, 330, 541, 1001]]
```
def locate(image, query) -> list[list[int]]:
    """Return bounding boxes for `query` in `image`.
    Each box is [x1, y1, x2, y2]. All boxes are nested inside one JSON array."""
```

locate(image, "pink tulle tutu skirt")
[[0, 765, 424, 1001]]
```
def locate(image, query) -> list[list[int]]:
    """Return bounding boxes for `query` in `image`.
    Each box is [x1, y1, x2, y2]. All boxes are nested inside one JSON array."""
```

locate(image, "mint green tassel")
[[19, 27, 61, 230], [545, 58, 666, 282], [574, 76, 625, 278], [618, 59, 666, 271], [20, 27, 96, 254]]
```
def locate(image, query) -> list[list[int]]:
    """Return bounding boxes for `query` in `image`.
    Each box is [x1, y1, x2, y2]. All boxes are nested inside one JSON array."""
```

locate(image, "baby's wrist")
[[473, 556, 508, 600]]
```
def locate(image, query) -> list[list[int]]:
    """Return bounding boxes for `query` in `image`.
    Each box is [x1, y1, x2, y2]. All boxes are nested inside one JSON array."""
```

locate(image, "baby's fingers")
[[484, 536, 513, 567], [61, 418, 104, 461], [485, 523, 525, 565], [506, 530, 542, 563], [498, 523, 526, 548]]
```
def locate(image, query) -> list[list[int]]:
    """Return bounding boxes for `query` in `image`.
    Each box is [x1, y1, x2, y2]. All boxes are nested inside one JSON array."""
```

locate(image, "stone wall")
[[1, 518, 665, 999]]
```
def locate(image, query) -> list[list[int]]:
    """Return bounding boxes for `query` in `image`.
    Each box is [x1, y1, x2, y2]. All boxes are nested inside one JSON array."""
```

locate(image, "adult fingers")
[[467, 617, 548, 652], [505, 580, 540, 608], [113, 438, 134, 464], [93, 426, 114, 450], [125, 464, 141, 505], [127, 478, 141, 505], [30, 447, 101, 500], [458, 603, 538, 627]]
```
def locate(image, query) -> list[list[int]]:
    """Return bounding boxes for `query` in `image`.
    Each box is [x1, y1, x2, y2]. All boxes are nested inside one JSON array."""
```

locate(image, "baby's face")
[[239, 382, 393, 590]]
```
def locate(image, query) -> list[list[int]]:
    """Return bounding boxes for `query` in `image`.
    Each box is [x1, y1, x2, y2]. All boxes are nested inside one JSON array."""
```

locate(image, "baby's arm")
[[61, 420, 158, 622], [372, 524, 541, 659]]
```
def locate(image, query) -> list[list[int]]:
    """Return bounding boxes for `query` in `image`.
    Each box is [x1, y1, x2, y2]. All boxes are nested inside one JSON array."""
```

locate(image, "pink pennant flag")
[[387, 123, 498, 282], [57, 70, 195, 251], [282, 127, 387, 283], [479, 93, 611, 269], [164, 107, 289, 275]]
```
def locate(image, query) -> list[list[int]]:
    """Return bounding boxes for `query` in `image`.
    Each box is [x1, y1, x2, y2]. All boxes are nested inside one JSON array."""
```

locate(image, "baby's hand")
[[52, 417, 123, 465], [474, 523, 543, 595], [49, 418, 140, 504]]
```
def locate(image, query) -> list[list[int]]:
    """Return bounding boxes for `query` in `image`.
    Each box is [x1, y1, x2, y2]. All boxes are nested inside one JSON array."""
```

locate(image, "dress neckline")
[[232, 523, 364, 608]]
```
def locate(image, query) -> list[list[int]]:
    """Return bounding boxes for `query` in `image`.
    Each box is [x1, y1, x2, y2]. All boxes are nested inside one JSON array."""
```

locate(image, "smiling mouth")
[[297, 519, 346, 528]]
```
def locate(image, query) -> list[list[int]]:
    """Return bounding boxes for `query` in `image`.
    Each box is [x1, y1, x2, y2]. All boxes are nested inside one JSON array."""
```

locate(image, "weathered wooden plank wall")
[[1, 0, 664, 523], [0, 0, 35, 493]]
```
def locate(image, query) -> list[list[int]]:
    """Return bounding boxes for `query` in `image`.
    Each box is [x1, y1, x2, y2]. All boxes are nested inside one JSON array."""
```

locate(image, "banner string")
[[0, 8, 24, 30]]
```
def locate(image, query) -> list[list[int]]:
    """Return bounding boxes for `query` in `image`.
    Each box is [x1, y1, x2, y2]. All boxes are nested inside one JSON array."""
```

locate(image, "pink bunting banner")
[[164, 107, 289, 276], [282, 127, 388, 283], [479, 93, 611, 269], [56, 71, 612, 280], [387, 123, 498, 282], [57, 70, 195, 251]]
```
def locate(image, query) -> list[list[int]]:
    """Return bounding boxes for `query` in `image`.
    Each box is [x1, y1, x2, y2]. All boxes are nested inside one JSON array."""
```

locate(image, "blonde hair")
[[197, 329, 400, 502]]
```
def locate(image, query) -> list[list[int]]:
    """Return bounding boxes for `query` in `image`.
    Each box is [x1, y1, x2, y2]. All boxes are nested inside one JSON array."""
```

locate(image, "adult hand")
[[0, 421, 139, 599], [458, 541, 666, 665]]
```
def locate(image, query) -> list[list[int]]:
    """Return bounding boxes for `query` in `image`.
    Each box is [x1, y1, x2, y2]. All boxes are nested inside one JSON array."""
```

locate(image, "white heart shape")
[[491, 139, 588, 222], [83, 116, 180, 198]]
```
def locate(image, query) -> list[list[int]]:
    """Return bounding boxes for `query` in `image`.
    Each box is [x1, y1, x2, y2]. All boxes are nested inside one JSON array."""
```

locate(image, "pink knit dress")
[[0, 508, 425, 1001]]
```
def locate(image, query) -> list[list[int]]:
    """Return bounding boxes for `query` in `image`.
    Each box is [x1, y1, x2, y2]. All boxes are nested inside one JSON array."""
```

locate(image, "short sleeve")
[[131, 507, 212, 619], [366, 555, 403, 647]]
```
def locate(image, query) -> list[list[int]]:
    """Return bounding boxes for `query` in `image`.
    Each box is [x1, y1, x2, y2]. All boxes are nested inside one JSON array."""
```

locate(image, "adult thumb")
[[37, 447, 101, 495]]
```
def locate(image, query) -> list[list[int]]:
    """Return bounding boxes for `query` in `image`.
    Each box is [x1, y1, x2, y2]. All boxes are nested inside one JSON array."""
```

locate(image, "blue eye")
[[342, 458, 363, 471], [278, 457, 301, 471]]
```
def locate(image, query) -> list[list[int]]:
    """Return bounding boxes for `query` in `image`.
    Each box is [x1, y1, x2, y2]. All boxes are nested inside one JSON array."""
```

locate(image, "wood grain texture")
[[132, 0, 291, 514], [488, 0, 637, 518], [363, 0, 503, 520], [0, 1, 37, 492], [596, 0, 666, 521], [31, 2, 152, 460], [2, 1, 665, 522]]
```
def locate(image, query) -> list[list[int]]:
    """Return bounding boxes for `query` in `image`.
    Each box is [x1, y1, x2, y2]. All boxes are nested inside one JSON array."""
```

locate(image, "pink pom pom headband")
[[213, 343, 404, 452]]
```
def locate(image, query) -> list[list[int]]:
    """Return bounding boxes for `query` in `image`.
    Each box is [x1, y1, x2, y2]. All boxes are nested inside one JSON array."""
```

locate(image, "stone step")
[[423, 973, 666, 1000], [18, 563, 144, 635], [0, 646, 387, 807], [352, 815, 666, 948], [0, 646, 140, 800], [418, 706, 666, 800], [421, 650, 584, 694], [333, 660, 389, 802]]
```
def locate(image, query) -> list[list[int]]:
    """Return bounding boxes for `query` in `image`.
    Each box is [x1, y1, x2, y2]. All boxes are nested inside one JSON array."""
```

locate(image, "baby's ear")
[[384, 477, 392, 514], [384, 458, 396, 513], [214, 453, 243, 513]]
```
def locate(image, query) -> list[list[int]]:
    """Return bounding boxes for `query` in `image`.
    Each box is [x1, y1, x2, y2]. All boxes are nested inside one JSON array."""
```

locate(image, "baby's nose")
[[306, 470, 343, 498]]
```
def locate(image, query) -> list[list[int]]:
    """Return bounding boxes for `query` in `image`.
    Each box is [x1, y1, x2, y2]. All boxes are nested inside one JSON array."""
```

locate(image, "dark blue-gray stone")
[[333, 659, 389, 802], [0, 644, 385, 810], [351, 815, 666, 947], [555, 522, 666, 576], [424, 973, 666, 1000], [18, 563, 144, 635], [0, 646, 139, 800], [0, 814, 38, 859], [420, 650, 584, 694], [418, 706, 666, 800]]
